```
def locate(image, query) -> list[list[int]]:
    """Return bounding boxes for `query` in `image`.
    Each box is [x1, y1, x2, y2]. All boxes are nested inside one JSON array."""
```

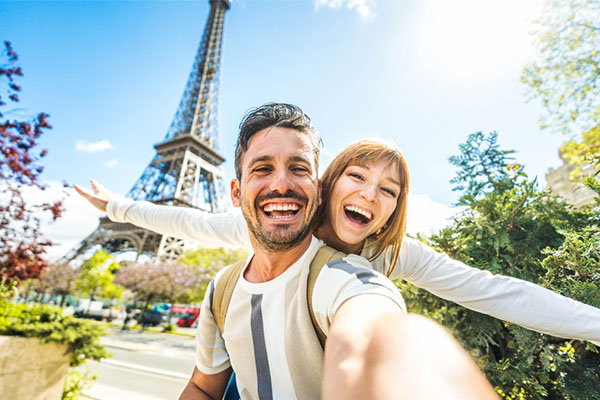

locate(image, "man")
[[76, 103, 497, 399]]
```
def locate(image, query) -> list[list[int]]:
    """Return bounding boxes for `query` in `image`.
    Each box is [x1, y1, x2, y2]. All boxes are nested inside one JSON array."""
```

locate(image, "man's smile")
[[262, 202, 301, 219]]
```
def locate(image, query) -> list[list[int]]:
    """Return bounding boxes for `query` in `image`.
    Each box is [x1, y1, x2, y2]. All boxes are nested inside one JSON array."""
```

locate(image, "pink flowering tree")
[[114, 261, 208, 325], [36, 264, 81, 306]]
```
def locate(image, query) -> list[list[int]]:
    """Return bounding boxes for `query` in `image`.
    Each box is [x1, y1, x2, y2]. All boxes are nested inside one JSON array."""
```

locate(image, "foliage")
[[401, 132, 600, 399], [540, 186, 600, 309], [75, 250, 122, 301], [115, 260, 207, 313], [36, 263, 81, 306], [114, 261, 204, 303], [179, 247, 248, 301], [448, 131, 522, 206], [0, 41, 63, 281], [560, 124, 600, 178], [522, 0, 600, 181], [61, 368, 97, 400], [0, 278, 109, 367], [522, 0, 600, 138]]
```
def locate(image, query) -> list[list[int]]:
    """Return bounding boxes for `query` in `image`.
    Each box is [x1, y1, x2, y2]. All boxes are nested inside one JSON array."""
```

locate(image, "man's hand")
[[74, 179, 113, 212], [322, 295, 498, 400]]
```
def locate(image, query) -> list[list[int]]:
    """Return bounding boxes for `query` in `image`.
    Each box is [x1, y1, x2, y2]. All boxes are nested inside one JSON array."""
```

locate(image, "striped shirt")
[[195, 236, 406, 400]]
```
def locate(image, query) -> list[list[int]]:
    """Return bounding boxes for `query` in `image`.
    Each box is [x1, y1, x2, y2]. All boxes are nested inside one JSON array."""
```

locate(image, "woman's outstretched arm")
[[369, 237, 600, 346], [75, 180, 252, 250]]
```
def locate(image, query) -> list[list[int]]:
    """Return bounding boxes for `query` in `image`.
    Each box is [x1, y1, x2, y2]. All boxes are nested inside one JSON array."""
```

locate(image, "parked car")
[[74, 300, 115, 322], [138, 309, 166, 327]]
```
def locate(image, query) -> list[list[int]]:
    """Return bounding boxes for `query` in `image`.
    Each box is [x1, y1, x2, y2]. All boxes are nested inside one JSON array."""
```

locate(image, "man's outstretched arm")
[[179, 366, 232, 400], [322, 295, 498, 400]]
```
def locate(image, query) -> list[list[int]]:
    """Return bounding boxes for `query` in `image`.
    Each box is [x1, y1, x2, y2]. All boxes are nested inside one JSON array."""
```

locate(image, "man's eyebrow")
[[290, 156, 312, 165], [247, 155, 273, 169]]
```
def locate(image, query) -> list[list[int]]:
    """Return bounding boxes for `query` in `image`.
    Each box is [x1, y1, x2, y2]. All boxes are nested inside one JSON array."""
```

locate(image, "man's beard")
[[241, 190, 318, 252]]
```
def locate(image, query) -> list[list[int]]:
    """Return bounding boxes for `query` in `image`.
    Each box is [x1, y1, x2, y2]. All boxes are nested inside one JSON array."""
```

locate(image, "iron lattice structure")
[[64, 0, 231, 263]]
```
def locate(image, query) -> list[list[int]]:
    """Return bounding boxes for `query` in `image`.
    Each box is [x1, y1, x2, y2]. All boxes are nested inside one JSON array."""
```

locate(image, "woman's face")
[[325, 159, 401, 251]]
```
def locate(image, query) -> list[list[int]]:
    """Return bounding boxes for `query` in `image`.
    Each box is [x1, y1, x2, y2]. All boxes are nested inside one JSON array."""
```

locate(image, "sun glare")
[[415, 0, 542, 83]]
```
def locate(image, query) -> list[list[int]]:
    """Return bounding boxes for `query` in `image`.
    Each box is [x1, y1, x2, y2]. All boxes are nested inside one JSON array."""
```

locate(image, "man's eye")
[[254, 167, 271, 173], [292, 166, 309, 173]]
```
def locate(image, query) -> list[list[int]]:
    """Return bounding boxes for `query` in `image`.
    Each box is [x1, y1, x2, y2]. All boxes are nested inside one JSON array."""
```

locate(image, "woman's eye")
[[382, 188, 397, 197], [349, 172, 363, 180]]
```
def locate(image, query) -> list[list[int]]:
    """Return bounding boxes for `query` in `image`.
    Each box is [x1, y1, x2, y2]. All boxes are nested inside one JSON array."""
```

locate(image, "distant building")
[[545, 151, 597, 208]]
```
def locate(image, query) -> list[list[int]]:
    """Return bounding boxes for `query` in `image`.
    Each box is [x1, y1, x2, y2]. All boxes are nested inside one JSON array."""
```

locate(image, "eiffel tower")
[[64, 0, 231, 263]]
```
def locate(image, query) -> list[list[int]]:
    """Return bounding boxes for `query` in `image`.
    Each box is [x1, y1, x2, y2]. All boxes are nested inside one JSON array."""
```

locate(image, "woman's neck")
[[314, 224, 364, 255]]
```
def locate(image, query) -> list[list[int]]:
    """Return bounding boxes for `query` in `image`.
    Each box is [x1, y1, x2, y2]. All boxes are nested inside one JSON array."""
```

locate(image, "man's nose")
[[269, 169, 295, 193]]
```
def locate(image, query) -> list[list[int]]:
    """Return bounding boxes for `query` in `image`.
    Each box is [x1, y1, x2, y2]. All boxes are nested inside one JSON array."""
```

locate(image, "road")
[[82, 327, 197, 400]]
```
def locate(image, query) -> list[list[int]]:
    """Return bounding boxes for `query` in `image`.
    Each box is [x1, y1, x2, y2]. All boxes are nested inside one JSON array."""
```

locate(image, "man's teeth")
[[345, 205, 372, 220], [263, 204, 299, 212]]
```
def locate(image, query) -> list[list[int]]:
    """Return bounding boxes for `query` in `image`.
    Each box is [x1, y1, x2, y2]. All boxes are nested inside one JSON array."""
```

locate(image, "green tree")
[[522, 0, 600, 137], [75, 250, 122, 308], [179, 247, 248, 301], [402, 132, 600, 399], [522, 0, 600, 175]]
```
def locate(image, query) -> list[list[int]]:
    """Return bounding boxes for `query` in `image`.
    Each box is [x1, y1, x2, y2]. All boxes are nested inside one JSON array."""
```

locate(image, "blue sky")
[[1, 0, 563, 258]]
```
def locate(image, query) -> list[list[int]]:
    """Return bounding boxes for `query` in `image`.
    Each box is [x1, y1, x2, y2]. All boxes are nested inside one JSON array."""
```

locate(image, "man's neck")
[[244, 236, 313, 283]]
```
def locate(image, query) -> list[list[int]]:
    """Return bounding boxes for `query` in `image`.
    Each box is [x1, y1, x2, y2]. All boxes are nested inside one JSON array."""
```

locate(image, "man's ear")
[[230, 179, 241, 207], [318, 179, 322, 206]]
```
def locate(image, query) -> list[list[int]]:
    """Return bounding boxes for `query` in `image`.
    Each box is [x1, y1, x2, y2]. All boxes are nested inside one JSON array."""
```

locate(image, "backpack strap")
[[212, 258, 247, 336], [307, 245, 346, 349], [211, 245, 345, 348]]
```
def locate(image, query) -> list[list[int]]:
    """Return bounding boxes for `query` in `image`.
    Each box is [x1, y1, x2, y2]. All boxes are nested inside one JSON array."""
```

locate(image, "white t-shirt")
[[196, 237, 405, 400], [107, 199, 600, 345]]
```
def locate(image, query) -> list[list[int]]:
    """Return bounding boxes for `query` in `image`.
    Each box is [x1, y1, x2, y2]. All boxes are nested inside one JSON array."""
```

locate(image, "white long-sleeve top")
[[107, 198, 600, 345]]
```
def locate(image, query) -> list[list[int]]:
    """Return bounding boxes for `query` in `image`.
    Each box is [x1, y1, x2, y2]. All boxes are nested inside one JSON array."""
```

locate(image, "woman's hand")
[[74, 179, 113, 212]]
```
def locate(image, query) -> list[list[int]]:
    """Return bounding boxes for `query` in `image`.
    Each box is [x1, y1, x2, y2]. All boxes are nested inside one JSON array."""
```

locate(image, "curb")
[[101, 358, 190, 380]]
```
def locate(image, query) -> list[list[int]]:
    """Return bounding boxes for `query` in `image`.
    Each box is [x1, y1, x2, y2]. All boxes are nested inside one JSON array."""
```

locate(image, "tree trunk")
[[167, 298, 175, 326], [141, 297, 151, 331]]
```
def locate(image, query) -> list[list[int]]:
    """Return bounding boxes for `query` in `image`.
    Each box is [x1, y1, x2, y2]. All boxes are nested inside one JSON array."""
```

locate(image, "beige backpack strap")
[[212, 259, 247, 336], [307, 246, 346, 349]]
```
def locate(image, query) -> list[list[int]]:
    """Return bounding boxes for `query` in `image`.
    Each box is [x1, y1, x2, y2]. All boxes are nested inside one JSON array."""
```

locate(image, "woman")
[[76, 139, 600, 345]]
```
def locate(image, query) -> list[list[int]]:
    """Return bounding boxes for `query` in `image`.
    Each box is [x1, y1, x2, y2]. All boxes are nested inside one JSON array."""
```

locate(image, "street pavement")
[[82, 327, 197, 400]]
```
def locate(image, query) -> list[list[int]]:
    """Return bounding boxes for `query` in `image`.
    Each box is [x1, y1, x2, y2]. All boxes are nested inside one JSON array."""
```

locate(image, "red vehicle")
[[171, 305, 201, 327]]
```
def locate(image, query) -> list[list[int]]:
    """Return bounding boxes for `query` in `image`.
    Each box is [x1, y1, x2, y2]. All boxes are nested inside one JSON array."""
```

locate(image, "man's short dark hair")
[[234, 103, 322, 180]]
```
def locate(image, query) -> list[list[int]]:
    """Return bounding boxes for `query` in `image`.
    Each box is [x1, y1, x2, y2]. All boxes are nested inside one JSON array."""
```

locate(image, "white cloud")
[[75, 139, 114, 153], [17, 182, 102, 262], [315, 0, 376, 20], [104, 159, 119, 168], [406, 192, 460, 236]]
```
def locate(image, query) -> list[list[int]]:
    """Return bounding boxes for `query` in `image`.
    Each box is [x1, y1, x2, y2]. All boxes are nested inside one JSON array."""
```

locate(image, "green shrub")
[[61, 368, 97, 400], [403, 132, 600, 399], [1, 279, 109, 398]]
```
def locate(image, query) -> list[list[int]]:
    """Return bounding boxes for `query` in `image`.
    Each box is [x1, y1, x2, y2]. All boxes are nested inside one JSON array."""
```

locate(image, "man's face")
[[231, 127, 321, 252]]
